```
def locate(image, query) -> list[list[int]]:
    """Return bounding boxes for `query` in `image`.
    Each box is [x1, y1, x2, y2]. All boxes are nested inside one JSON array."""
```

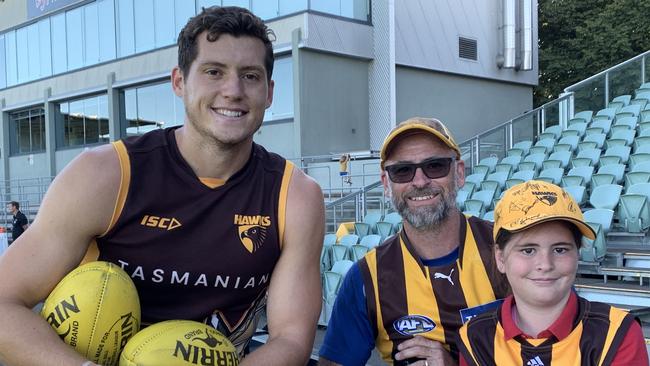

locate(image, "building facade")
[[0, 0, 537, 184]]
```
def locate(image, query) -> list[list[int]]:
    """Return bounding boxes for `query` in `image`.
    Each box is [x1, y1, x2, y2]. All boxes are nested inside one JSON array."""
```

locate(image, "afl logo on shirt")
[[234, 214, 272, 253], [393, 315, 436, 336]]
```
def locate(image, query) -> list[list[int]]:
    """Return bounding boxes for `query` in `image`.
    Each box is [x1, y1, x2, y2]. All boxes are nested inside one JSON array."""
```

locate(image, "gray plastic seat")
[[476, 156, 499, 174], [607, 129, 635, 147], [589, 184, 622, 210], [565, 166, 594, 187], [573, 148, 601, 167], [556, 135, 579, 152], [582, 133, 606, 149], [594, 107, 618, 121], [616, 104, 642, 119], [580, 222, 606, 262], [583, 208, 615, 233], [587, 120, 612, 136], [506, 170, 535, 189], [537, 168, 563, 185], [564, 185, 587, 206], [602, 146, 630, 165], [595, 164, 625, 184], [618, 193, 650, 233], [572, 110, 593, 125], [546, 151, 571, 169]]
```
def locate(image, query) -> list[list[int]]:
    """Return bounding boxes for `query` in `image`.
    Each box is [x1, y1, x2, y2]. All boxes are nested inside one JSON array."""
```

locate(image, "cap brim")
[[380, 125, 461, 167], [496, 216, 597, 242]]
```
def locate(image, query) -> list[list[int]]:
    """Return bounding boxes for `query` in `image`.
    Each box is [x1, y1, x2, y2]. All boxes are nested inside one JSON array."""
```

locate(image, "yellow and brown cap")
[[493, 180, 596, 242], [380, 117, 461, 168]]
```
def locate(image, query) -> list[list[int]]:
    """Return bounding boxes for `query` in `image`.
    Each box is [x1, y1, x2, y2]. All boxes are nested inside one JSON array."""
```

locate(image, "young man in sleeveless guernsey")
[[319, 118, 509, 366], [0, 6, 324, 366], [458, 181, 648, 366]]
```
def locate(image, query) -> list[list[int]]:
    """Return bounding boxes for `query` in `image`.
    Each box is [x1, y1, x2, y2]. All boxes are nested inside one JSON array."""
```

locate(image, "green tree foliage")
[[535, 0, 650, 107]]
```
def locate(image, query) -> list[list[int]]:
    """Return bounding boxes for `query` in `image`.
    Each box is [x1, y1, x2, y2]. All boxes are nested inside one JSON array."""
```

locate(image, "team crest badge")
[[233, 214, 272, 253], [238, 225, 267, 253]]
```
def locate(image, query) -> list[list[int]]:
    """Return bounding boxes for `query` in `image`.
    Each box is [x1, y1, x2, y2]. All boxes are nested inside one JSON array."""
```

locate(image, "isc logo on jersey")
[[233, 214, 271, 253], [141, 215, 182, 231], [393, 315, 436, 336]]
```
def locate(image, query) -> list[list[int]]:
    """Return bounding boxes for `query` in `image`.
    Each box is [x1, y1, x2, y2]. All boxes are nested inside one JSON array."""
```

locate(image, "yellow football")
[[41, 261, 140, 366], [119, 320, 239, 366]]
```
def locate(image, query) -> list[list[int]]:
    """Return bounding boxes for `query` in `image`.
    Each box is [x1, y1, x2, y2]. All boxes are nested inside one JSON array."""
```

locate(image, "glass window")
[[154, 0, 175, 48], [344, 0, 369, 21], [84, 2, 100, 66], [98, 0, 117, 62], [264, 57, 293, 121], [197, 0, 222, 10], [310, 0, 340, 16], [66, 7, 83, 70], [58, 95, 110, 148], [134, 0, 155, 53], [252, 1, 278, 20], [16, 27, 28, 83], [51, 12, 67, 74], [9, 107, 46, 155], [38, 19, 52, 77], [279, 0, 306, 15], [27, 23, 40, 81], [5, 31, 17, 86], [123, 81, 184, 136], [117, 0, 135, 57], [174, 0, 195, 41], [0, 35, 6, 89]]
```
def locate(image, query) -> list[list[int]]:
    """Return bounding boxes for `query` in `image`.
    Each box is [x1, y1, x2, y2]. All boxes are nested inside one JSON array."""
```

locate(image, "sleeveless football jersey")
[[458, 297, 637, 366], [358, 214, 508, 362], [91, 127, 293, 353]]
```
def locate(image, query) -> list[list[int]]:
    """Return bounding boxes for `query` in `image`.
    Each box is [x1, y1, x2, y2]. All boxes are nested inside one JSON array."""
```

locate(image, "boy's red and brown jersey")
[[87, 127, 293, 353]]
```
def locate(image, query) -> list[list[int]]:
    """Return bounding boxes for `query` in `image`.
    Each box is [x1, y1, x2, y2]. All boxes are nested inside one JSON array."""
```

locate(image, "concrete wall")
[[298, 50, 369, 156], [8, 153, 48, 179], [396, 66, 533, 143], [254, 121, 296, 159], [395, 0, 538, 86], [55, 147, 86, 174], [0, 0, 27, 31]]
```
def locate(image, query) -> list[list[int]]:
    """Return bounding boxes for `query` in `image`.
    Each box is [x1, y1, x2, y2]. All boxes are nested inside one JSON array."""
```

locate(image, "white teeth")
[[410, 195, 434, 201], [214, 108, 243, 117]]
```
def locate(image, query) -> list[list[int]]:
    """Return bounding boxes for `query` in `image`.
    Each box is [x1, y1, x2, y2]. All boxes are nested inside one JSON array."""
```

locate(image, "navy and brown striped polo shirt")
[[358, 213, 508, 363], [85, 127, 293, 353]]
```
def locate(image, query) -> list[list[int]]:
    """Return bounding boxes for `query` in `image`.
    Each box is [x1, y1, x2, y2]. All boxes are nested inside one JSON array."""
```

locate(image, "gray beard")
[[389, 180, 458, 232]]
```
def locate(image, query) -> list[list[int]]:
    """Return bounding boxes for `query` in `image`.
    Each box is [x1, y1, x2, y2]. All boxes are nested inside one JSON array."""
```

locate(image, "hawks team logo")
[[234, 215, 272, 253]]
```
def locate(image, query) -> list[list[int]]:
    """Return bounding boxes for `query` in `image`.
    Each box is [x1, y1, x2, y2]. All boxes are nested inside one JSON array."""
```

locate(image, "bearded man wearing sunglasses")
[[319, 118, 508, 366]]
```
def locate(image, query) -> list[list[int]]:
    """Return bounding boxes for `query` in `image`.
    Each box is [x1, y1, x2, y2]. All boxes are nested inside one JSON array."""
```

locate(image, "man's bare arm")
[[241, 167, 324, 365], [0, 145, 120, 365]]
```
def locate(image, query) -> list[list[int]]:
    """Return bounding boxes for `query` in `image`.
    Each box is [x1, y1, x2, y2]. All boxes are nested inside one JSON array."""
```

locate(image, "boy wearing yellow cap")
[[458, 180, 648, 366]]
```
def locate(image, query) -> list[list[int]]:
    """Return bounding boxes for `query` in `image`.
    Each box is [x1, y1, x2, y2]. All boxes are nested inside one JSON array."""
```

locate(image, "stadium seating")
[[360, 234, 381, 249], [589, 184, 622, 210]]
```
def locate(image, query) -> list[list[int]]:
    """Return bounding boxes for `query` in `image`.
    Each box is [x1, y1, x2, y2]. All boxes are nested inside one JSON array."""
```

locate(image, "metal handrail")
[[564, 50, 650, 92], [325, 181, 383, 208]]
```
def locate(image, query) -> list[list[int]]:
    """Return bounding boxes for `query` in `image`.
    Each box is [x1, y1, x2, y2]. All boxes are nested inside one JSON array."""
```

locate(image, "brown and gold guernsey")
[[458, 298, 636, 366], [358, 214, 508, 363], [90, 127, 293, 353]]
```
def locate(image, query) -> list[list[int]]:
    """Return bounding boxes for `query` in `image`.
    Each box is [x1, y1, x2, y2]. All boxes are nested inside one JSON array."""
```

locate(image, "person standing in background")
[[7, 201, 28, 242], [339, 153, 352, 186]]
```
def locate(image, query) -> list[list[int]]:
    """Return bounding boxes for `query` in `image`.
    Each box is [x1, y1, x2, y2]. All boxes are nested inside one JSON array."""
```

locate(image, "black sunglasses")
[[385, 157, 455, 183]]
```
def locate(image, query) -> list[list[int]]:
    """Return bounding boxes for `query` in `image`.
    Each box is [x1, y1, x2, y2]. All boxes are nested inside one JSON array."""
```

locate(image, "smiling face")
[[495, 221, 579, 310], [172, 33, 274, 148], [381, 133, 465, 231]]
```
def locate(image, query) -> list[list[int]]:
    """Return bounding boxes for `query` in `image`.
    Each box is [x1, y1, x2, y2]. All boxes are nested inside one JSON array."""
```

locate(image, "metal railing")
[[458, 93, 573, 170], [565, 50, 650, 115], [324, 181, 385, 233], [459, 49, 650, 170]]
